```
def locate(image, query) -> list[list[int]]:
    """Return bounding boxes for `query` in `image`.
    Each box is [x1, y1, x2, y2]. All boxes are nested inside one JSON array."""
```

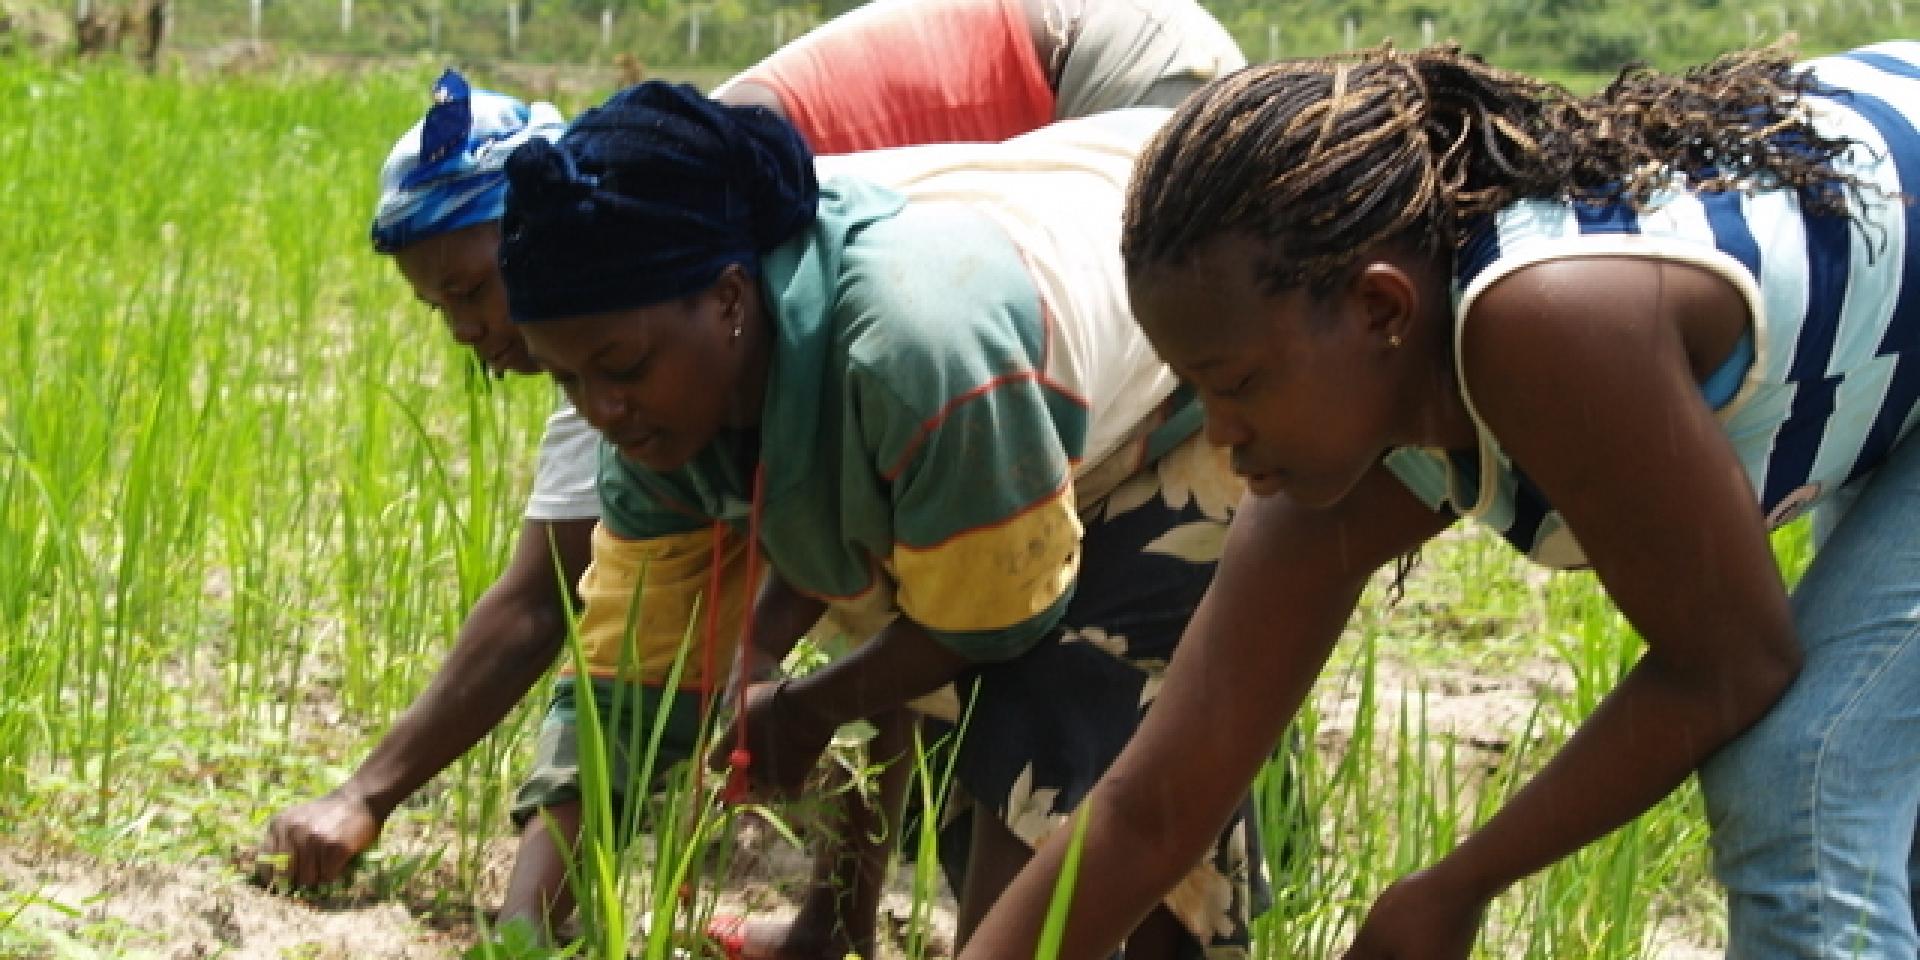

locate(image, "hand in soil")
[[709, 680, 838, 800], [255, 790, 382, 890], [723, 644, 785, 716], [1341, 866, 1488, 960]]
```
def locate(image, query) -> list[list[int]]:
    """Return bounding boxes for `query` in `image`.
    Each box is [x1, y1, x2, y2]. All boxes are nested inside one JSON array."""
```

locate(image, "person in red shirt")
[[719, 0, 1244, 153]]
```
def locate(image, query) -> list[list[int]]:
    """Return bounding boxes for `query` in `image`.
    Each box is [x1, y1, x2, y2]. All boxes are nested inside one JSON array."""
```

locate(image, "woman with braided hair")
[[964, 41, 1920, 960]]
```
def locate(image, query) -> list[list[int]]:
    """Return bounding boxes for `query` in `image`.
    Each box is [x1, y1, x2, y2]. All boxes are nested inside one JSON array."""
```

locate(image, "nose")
[[446, 312, 487, 346], [577, 381, 629, 433], [1201, 400, 1252, 449]]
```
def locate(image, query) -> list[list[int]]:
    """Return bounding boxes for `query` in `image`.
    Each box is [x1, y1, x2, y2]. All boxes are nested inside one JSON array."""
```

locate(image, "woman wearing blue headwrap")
[[500, 82, 1272, 960], [256, 67, 622, 893]]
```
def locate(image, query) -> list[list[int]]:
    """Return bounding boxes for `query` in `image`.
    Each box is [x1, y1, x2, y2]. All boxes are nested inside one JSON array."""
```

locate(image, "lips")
[[485, 344, 536, 375], [614, 430, 658, 459], [1230, 454, 1285, 496], [1229, 452, 1265, 479], [1243, 471, 1285, 496]]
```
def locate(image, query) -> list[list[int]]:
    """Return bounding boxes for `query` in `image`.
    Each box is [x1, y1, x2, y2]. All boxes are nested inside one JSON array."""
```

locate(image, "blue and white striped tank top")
[[1385, 40, 1920, 568]]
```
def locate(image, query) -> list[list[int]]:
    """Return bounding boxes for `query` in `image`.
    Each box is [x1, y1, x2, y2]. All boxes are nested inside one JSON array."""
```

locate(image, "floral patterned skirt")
[[943, 434, 1283, 958]]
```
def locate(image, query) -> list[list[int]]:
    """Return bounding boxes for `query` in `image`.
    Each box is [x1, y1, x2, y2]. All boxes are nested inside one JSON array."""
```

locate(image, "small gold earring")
[[1388, 333, 1403, 349], [732, 321, 743, 341]]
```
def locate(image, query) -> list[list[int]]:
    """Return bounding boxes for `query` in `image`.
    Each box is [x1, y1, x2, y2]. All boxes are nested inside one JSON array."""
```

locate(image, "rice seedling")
[[0, 51, 555, 919], [1034, 802, 1091, 960]]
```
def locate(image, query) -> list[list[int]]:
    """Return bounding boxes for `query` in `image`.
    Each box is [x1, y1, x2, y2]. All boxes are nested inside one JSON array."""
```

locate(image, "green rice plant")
[[510, 547, 758, 959], [1034, 800, 1092, 960], [898, 702, 972, 960], [1251, 525, 1731, 960], [557, 628, 632, 957], [0, 52, 556, 909]]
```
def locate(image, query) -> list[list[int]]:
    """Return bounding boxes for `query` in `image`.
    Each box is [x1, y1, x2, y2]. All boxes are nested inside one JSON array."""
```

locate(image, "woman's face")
[[518, 267, 762, 473], [1130, 235, 1413, 510], [392, 221, 538, 377]]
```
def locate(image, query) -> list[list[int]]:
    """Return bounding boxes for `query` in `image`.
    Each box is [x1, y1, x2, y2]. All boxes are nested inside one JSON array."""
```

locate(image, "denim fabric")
[[1700, 428, 1920, 959]]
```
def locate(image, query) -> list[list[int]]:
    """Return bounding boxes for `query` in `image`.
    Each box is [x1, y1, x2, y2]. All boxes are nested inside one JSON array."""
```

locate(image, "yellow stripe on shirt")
[[569, 522, 760, 687], [888, 483, 1082, 636]]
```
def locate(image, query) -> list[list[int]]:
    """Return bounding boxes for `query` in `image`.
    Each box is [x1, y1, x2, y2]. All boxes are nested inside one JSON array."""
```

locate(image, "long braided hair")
[[1123, 41, 1858, 297]]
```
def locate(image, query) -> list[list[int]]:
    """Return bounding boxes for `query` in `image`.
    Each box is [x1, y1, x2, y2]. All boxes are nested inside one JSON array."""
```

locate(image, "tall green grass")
[[0, 52, 553, 912], [0, 53, 1817, 959]]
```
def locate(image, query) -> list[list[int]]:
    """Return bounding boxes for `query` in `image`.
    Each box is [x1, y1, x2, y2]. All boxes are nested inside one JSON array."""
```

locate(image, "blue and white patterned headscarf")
[[369, 69, 566, 254]]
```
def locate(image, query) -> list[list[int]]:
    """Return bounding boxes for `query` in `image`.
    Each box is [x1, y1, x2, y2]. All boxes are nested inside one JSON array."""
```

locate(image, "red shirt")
[[733, 0, 1055, 155]]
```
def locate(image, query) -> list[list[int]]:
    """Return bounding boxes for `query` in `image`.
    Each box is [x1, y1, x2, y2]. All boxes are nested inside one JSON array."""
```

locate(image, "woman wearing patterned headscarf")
[[499, 81, 1271, 960]]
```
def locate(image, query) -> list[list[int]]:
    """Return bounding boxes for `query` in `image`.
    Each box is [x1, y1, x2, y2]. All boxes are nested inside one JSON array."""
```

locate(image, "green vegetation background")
[[15, 0, 1916, 86]]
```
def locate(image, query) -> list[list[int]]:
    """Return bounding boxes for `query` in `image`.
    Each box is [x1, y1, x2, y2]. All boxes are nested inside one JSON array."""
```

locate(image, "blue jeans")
[[1700, 428, 1920, 959]]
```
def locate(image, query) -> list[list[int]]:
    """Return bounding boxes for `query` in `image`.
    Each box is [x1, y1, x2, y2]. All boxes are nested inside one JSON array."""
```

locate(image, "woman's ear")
[[699, 263, 747, 323], [709, 263, 758, 343], [1349, 259, 1420, 351]]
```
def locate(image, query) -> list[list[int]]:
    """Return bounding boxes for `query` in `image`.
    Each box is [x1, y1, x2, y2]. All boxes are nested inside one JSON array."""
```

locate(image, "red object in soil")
[[721, 749, 753, 804], [706, 914, 749, 960]]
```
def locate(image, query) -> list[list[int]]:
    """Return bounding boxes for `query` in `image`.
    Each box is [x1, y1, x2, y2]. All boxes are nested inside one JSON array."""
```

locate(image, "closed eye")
[[603, 353, 650, 383], [1216, 372, 1255, 400]]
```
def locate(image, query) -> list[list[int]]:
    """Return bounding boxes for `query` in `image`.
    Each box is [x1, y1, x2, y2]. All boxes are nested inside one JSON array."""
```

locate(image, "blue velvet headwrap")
[[500, 81, 820, 323]]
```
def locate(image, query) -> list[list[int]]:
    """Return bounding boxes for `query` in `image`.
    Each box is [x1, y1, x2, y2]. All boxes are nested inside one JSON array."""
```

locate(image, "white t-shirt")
[[523, 398, 602, 521]]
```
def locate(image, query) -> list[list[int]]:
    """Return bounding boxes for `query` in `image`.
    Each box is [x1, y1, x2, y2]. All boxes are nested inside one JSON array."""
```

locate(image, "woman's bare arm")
[[962, 466, 1450, 959]]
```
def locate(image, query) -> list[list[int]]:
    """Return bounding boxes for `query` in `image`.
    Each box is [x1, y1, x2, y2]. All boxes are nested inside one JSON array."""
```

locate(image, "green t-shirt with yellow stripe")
[[599, 109, 1197, 662]]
